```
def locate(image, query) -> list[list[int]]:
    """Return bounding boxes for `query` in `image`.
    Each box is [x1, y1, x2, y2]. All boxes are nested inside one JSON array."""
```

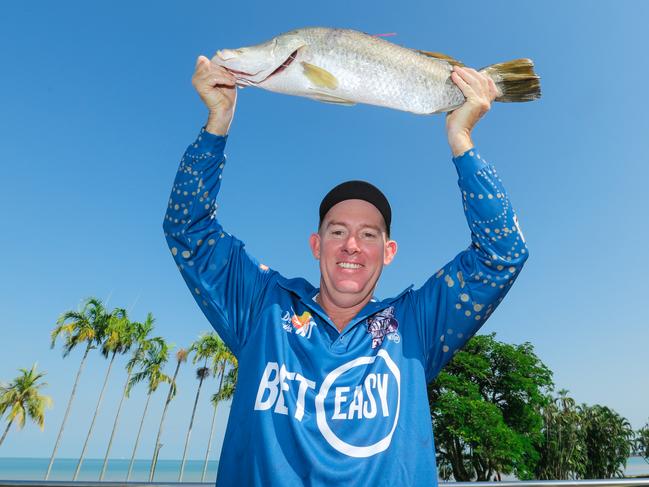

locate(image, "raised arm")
[[162, 57, 273, 356], [412, 66, 530, 381]]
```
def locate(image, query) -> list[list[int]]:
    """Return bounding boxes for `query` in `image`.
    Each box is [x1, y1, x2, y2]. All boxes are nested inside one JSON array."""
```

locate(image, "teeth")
[[338, 262, 362, 269]]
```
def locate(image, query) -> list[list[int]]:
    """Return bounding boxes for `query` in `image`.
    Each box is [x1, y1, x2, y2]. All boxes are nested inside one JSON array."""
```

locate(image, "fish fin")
[[415, 50, 464, 67], [301, 62, 339, 89], [307, 90, 356, 106], [479, 58, 541, 102]]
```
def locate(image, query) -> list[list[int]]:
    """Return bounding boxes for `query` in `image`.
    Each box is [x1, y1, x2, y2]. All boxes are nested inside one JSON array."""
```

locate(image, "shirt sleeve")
[[410, 148, 529, 382], [162, 128, 274, 357]]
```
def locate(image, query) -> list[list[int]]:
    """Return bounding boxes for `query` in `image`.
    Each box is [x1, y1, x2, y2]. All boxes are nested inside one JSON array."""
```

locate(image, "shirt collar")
[[277, 276, 413, 333]]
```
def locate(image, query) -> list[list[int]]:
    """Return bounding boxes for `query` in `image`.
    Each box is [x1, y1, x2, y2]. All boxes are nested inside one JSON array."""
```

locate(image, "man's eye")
[[363, 232, 377, 239], [331, 230, 344, 236]]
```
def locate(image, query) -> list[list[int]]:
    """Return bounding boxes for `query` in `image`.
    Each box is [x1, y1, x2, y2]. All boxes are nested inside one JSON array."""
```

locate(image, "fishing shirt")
[[163, 128, 529, 486]]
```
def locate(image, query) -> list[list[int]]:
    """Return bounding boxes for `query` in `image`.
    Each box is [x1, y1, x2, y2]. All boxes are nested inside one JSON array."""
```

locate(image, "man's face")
[[309, 199, 397, 308]]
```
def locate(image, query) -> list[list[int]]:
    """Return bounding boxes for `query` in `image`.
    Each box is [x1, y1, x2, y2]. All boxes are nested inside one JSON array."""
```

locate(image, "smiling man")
[[162, 55, 528, 486]]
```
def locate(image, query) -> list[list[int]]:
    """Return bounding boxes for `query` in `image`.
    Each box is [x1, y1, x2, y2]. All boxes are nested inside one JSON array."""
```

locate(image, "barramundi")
[[211, 27, 541, 115]]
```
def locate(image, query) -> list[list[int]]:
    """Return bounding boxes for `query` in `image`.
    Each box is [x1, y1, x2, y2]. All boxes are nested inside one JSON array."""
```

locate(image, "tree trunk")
[[450, 438, 470, 481], [179, 365, 207, 481], [0, 418, 14, 446], [73, 350, 117, 480], [45, 342, 92, 480], [149, 359, 182, 481], [127, 391, 152, 481], [201, 367, 225, 482], [99, 368, 132, 480]]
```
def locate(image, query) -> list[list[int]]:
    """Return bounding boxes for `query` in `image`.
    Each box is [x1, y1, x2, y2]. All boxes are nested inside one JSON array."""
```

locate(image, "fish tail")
[[480, 58, 541, 103]]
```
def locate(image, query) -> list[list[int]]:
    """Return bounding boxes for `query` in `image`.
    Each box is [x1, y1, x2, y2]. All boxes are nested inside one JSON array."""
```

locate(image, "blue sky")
[[1, 0, 648, 463]]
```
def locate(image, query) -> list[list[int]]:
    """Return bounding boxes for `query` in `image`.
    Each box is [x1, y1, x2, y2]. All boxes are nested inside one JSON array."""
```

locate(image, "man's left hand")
[[446, 66, 498, 157]]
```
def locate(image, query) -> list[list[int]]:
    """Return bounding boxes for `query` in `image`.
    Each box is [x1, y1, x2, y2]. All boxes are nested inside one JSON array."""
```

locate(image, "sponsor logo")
[[281, 309, 317, 339], [366, 306, 400, 349], [254, 350, 400, 458]]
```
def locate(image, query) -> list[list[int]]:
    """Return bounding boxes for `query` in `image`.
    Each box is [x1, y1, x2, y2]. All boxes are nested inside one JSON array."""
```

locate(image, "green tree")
[[579, 404, 633, 478], [125, 337, 170, 481], [149, 347, 188, 481], [179, 333, 221, 481], [0, 364, 52, 447], [535, 390, 586, 479], [636, 422, 649, 464], [46, 296, 107, 479], [99, 313, 155, 480], [201, 341, 237, 481], [73, 307, 132, 480], [427, 333, 553, 481]]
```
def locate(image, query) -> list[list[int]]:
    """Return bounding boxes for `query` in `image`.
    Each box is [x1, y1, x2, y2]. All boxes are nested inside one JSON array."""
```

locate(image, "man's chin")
[[333, 280, 369, 295]]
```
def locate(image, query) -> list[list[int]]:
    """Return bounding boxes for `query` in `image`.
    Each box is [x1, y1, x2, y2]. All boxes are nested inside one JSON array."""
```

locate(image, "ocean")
[[0, 456, 647, 482], [0, 457, 219, 482]]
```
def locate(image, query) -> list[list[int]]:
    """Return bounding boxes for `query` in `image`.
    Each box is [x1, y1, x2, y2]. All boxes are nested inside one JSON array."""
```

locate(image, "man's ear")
[[384, 239, 398, 265], [309, 232, 321, 260]]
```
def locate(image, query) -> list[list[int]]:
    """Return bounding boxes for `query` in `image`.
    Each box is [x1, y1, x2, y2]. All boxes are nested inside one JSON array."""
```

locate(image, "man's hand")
[[192, 55, 237, 136], [446, 66, 498, 157]]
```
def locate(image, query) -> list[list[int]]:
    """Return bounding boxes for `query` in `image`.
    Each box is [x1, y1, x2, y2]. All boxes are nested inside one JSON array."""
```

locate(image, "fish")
[[211, 27, 541, 115]]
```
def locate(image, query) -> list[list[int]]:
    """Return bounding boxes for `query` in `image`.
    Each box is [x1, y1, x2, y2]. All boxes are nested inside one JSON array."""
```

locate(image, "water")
[[626, 456, 649, 477], [0, 456, 647, 481], [0, 457, 219, 482]]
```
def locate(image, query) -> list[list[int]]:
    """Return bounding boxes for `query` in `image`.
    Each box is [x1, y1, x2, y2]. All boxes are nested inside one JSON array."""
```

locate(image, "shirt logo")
[[366, 306, 400, 348], [281, 309, 317, 339], [254, 350, 401, 458]]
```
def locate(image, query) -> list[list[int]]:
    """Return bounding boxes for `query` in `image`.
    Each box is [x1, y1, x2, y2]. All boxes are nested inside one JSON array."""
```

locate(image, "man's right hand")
[[192, 55, 237, 136]]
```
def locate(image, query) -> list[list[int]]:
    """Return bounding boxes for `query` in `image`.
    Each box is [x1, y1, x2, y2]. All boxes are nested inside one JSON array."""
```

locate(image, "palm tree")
[[46, 297, 107, 480], [178, 333, 220, 481], [73, 307, 132, 480], [125, 337, 170, 481], [0, 364, 52, 447], [201, 343, 237, 481], [99, 313, 155, 480], [149, 347, 187, 481]]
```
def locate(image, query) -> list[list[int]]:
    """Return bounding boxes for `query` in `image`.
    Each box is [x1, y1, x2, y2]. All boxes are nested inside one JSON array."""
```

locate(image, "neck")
[[317, 285, 374, 333]]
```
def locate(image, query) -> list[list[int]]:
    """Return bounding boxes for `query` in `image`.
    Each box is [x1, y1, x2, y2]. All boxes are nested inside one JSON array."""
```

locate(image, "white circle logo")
[[314, 349, 401, 457]]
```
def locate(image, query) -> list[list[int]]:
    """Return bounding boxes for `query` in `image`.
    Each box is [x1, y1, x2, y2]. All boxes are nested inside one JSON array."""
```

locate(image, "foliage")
[[212, 357, 238, 405], [50, 297, 108, 356], [0, 364, 52, 445], [127, 338, 172, 396], [428, 333, 553, 481], [636, 422, 649, 464], [100, 308, 133, 358], [535, 390, 586, 479], [579, 404, 633, 478]]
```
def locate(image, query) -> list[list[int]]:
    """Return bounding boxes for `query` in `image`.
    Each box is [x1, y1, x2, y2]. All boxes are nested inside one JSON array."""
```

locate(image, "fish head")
[[212, 30, 305, 85]]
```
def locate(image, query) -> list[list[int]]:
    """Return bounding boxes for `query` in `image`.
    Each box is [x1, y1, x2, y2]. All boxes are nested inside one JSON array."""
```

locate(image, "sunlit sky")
[[1, 0, 648, 461]]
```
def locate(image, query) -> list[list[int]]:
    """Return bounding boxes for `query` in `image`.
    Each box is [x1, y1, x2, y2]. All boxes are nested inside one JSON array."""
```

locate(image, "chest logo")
[[366, 306, 400, 349], [281, 309, 317, 339]]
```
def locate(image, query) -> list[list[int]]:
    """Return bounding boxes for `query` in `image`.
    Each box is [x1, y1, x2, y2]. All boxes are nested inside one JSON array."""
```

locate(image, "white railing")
[[0, 480, 648, 487]]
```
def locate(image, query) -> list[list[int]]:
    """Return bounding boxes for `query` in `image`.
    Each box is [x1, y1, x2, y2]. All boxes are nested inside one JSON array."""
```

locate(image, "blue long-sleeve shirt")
[[163, 128, 528, 486]]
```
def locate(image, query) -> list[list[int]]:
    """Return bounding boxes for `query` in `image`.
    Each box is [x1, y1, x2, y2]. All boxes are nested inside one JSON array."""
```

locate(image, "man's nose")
[[343, 235, 360, 253]]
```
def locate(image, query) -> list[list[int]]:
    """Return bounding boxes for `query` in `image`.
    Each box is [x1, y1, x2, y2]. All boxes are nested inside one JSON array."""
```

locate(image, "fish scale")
[[213, 27, 540, 115]]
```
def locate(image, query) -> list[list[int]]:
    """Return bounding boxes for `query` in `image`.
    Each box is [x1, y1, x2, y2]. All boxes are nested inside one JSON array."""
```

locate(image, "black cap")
[[319, 180, 391, 236]]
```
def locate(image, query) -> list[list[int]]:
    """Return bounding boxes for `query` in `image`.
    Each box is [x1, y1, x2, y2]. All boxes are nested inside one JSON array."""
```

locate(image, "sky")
[[1, 0, 648, 464]]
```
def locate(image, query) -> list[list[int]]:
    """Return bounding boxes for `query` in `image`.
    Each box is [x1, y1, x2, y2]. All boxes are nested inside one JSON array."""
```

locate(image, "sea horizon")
[[0, 456, 647, 482], [0, 457, 219, 482]]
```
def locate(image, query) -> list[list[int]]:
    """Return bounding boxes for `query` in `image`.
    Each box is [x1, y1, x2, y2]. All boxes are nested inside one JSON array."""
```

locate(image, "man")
[[163, 55, 528, 485]]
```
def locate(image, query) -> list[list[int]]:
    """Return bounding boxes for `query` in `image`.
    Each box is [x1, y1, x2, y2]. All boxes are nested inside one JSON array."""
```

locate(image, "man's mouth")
[[220, 49, 300, 85], [337, 262, 363, 270]]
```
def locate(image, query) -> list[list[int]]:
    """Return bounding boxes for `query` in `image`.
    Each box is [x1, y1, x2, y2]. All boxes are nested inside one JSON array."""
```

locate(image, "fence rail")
[[0, 480, 648, 487]]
